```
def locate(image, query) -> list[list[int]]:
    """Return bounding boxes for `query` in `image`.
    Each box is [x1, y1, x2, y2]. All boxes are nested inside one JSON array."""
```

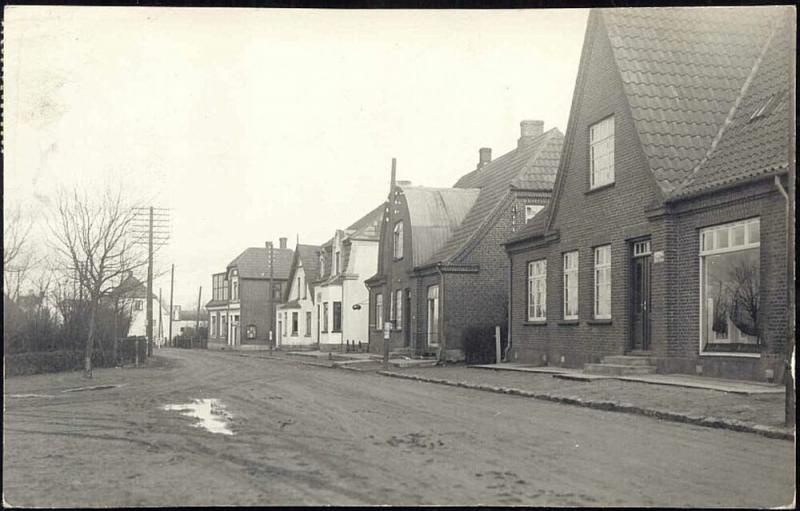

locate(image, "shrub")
[[461, 324, 508, 365], [6, 350, 83, 377]]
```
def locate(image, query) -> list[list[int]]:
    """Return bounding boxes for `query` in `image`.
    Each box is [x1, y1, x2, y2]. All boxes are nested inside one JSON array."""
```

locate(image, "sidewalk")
[[376, 363, 793, 440]]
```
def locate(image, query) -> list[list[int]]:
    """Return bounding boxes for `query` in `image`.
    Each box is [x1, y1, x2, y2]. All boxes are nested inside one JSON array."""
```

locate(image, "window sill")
[[523, 320, 547, 326], [332, 330, 342, 333], [558, 320, 579, 326], [700, 351, 761, 359], [586, 319, 612, 325], [585, 182, 615, 195]]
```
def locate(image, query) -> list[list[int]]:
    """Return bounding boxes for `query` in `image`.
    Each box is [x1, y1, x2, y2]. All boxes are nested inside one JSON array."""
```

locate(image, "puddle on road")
[[162, 399, 234, 435], [7, 393, 55, 399]]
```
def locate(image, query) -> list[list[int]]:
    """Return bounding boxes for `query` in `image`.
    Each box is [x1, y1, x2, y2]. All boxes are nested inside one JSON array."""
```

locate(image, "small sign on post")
[[383, 321, 391, 369]]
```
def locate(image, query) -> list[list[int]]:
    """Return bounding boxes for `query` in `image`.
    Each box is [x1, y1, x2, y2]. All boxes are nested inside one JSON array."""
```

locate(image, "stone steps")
[[602, 355, 653, 366], [584, 363, 657, 376]]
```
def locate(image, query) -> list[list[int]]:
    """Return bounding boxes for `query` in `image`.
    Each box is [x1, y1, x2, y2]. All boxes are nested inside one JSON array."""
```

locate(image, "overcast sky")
[[4, 6, 589, 308]]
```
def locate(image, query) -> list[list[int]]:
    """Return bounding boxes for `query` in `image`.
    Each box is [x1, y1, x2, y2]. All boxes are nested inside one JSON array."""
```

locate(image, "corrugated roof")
[[401, 185, 480, 267], [345, 203, 384, 241], [425, 128, 563, 265], [601, 6, 780, 194], [671, 12, 792, 198], [228, 247, 294, 279]]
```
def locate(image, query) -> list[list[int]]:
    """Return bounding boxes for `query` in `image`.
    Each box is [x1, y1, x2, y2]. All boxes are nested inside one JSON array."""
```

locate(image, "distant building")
[[206, 239, 293, 346], [170, 305, 209, 340], [314, 204, 382, 351], [365, 121, 563, 358], [111, 272, 170, 345]]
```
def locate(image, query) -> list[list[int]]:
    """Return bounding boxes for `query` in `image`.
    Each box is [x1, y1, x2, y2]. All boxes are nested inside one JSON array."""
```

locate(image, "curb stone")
[[376, 370, 794, 441]]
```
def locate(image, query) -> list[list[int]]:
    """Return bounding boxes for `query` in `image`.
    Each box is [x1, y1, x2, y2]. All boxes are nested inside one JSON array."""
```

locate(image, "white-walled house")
[[277, 244, 322, 348], [112, 272, 170, 346], [315, 204, 382, 351], [170, 305, 209, 340]]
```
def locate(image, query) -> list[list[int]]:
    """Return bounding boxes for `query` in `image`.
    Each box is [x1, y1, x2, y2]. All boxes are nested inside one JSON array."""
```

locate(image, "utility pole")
[[266, 241, 275, 349], [158, 287, 163, 348], [146, 206, 154, 357], [132, 206, 170, 358], [195, 286, 202, 347], [168, 264, 174, 348]]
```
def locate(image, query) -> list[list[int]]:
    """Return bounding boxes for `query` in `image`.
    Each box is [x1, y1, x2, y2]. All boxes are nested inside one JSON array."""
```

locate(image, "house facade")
[[277, 244, 321, 348], [365, 121, 564, 359], [169, 305, 209, 341], [112, 272, 170, 346], [315, 204, 382, 351], [504, 7, 793, 382], [206, 239, 293, 346]]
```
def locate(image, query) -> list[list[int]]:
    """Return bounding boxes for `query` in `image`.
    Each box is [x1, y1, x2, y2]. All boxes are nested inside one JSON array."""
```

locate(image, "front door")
[[427, 285, 439, 349], [404, 290, 411, 347], [630, 240, 652, 351]]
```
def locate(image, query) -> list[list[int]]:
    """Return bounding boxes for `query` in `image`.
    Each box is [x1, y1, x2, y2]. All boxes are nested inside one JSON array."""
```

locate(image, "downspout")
[[437, 263, 446, 364], [774, 175, 793, 425], [504, 251, 513, 362]]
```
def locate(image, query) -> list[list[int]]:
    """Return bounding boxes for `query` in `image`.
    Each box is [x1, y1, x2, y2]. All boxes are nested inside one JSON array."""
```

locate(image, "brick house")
[[365, 121, 564, 359], [504, 7, 793, 382], [314, 204, 382, 351], [277, 243, 322, 348], [206, 239, 293, 346]]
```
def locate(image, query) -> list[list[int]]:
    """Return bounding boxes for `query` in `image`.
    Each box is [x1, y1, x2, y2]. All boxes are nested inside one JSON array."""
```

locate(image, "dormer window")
[[525, 204, 544, 223], [335, 250, 341, 274], [393, 221, 404, 260], [319, 253, 325, 276], [589, 116, 615, 189]]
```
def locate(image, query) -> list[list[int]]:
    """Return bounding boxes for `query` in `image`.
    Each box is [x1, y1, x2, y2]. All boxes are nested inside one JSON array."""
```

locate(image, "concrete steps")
[[584, 354, 657, 376]]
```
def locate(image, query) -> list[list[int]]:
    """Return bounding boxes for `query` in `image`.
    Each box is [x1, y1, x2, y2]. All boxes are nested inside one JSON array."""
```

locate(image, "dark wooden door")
[[631, 253, 652, 351]]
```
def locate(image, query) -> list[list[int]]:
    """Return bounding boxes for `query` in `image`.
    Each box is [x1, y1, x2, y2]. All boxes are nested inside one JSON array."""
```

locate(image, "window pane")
[[701, 247, 760, 353], [747, 220, 760, 245], [716, 229, 729, 249], [732, 224, 745, 247]]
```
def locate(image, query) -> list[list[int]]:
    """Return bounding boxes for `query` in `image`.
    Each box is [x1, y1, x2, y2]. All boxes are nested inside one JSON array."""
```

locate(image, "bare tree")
[[3, 205, 34, 301], [49, 187, 146, 378]]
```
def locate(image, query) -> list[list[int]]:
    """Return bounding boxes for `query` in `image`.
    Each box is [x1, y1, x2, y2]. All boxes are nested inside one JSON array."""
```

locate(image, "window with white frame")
[[590, 116, 615, 189], [525, 204, 544, 223], [393, 222, 404, 259], [563, 251, 579, 319], [594, 245, 611, 319], [527, 260, 547, 321], [395, 290, 403, 330], [375, 293, 383, 331], [700, 218, 760, 354]]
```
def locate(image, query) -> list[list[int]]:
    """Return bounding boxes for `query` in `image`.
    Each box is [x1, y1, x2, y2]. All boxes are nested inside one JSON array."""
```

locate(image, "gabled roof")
[[228, 247, 293, 279], [345, 203, 384, 241], [602, 6, 781, 195], [400, 185, 480, 267], [508, 6, 791, 245], [671, 12, 793, 198], [295, 244, 322, 283], [111, 273, 148, 299], [424, 128, 563, 266]]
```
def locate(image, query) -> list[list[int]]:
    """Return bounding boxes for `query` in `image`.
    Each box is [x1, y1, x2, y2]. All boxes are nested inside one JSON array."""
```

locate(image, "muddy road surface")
[[3, 349, 795, 507]]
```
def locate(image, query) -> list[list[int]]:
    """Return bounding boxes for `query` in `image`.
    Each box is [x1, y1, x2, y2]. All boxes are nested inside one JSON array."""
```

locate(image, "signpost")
[[383, 321, 391, 369]]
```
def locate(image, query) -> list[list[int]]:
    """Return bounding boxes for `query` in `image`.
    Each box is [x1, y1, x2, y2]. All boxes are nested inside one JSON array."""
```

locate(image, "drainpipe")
[[437, 263, 446, 364], [504, 252, 513, 362], [775, 175, 794, 426]]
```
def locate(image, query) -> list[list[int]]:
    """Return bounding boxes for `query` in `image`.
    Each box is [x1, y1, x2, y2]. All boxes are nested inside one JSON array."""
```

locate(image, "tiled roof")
[[601, 6, 780, 194], [506, 202, 552, 243], [345, 203, 384, 241], [400, 185, 480, 267], [671, 12, 793, 198], [228, 247, 293, 279], [425, 128, 563, 265], [296, 244, 322, 283]]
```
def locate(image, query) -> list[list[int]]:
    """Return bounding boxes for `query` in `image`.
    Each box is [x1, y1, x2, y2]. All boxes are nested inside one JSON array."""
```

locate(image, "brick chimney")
[[518, 120, 544, 148], [478, 147, 492, 169], [279, 237, 287, 249]]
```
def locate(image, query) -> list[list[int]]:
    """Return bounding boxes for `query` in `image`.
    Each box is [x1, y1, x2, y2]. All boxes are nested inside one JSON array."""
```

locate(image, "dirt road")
[[3, 349, 795, 507]]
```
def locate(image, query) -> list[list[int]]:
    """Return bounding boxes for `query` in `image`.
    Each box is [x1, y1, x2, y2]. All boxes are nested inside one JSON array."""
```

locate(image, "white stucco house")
[[315, 204, 382, 351], [112, 272, 170, 346], [277, 243, 322, 348]]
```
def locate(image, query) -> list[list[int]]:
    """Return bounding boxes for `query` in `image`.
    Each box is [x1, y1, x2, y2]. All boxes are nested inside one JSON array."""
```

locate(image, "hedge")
[[5, 350, 84, 377]]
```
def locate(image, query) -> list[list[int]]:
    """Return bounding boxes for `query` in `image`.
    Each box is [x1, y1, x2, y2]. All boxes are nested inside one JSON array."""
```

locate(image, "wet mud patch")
[[162, 398, 234, 435]]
